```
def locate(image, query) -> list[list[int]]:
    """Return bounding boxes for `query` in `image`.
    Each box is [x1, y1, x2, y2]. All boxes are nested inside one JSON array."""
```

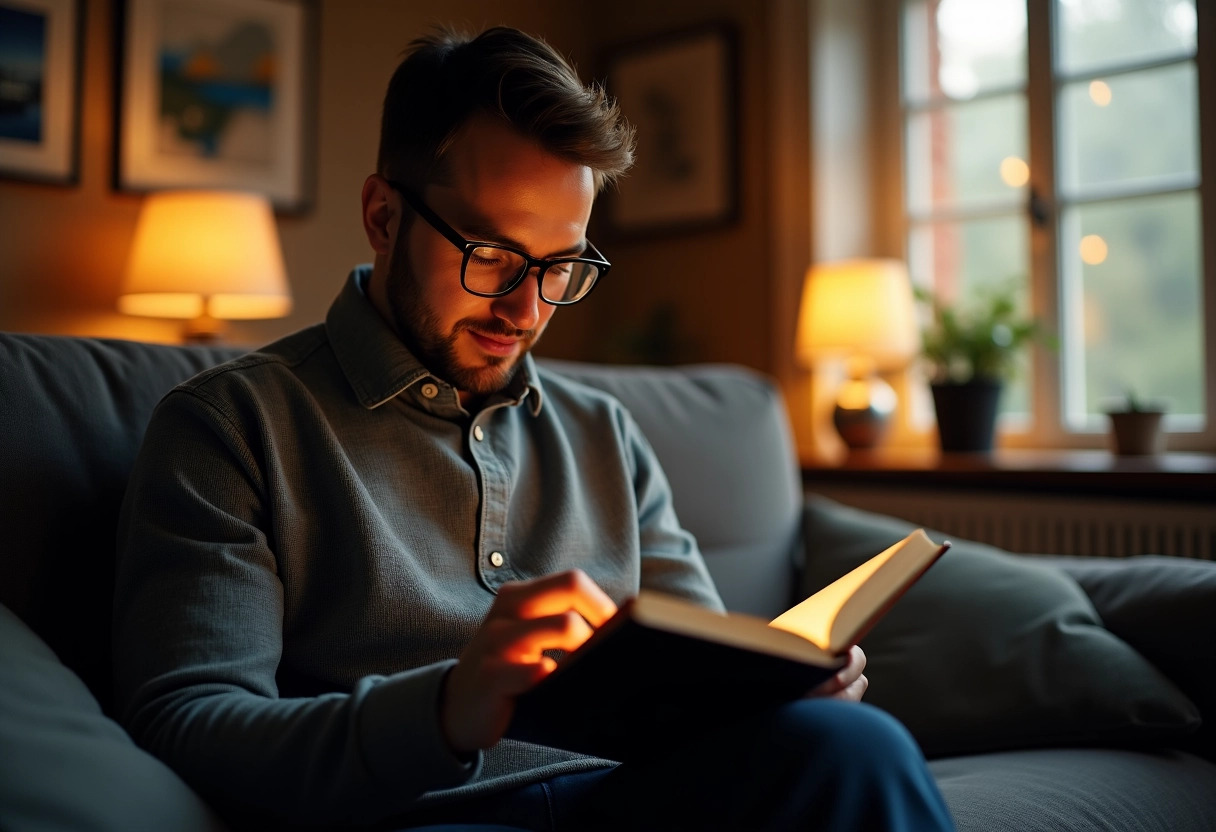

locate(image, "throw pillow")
[[800, 497, 1201, 758], [0, 603, 228, 831], [1045, 554, 1216, 761]]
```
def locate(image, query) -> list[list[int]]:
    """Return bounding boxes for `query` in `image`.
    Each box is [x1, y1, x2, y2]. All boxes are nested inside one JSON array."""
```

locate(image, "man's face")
[[382, 114, 596, 399]]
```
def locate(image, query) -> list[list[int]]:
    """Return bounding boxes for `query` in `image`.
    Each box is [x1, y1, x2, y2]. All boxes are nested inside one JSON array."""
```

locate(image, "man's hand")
[[806, 645, 868, 702], [440, 570, 618, 756]]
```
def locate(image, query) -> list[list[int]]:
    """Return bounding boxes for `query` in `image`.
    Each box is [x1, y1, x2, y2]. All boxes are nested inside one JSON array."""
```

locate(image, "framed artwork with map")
[[114, 0, 313, 211], [602, 24, 738, 239]]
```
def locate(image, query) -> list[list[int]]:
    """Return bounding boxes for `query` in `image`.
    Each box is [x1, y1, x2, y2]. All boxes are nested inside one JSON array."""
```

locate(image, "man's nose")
[[490, 268, 542, 331]]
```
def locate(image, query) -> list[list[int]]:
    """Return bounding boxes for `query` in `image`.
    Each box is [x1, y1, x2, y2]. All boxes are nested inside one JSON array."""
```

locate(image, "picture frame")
[[0, 0, 82, 185], [602, 24, 738, 239], [114, 0, 313, 212]]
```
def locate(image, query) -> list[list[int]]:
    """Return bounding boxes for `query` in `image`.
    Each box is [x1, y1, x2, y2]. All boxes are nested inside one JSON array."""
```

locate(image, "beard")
[[384, 233, 540, 397]]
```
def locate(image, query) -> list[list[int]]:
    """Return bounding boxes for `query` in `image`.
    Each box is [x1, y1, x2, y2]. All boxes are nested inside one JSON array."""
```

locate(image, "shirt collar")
[[327, 265, 544, 415]]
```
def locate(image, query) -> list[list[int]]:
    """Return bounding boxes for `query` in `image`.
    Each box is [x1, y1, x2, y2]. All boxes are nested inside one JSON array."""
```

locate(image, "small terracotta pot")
[[1107, 411, 1165, 456]]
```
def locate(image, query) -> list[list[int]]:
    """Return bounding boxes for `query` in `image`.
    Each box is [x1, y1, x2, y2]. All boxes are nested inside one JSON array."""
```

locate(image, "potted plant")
[[1104, 390, 1167, 456], [916, 282, 1046, 452]]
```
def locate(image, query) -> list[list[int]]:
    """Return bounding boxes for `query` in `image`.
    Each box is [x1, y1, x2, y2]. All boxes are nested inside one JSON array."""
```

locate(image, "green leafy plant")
[[915, 282, 1049, 384]]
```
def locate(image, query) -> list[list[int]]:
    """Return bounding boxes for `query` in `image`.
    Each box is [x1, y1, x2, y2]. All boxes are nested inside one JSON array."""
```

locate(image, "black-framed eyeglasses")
[[387, 180, 610, 306]]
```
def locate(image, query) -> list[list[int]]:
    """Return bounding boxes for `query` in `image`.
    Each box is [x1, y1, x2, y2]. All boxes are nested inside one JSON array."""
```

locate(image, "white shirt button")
[[473, 425, 485, 441], [420, 383, 439, 399], [489, 551, 505, 567]]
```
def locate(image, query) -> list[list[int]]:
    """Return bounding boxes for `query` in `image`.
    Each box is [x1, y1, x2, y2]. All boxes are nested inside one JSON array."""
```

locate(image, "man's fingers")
[[479, 657, 556, 696], [806, 645, 868, 699], [494, 570, 618, 627], [487, 612, 597, 661], [839, 674, 869, 702]]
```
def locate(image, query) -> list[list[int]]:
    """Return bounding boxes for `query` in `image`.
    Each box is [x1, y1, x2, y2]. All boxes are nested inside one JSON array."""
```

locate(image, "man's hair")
[[378, 26, 635, 194]]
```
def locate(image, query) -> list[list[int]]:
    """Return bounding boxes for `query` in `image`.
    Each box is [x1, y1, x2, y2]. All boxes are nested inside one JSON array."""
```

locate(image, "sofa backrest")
[[0, 334, 245, 711], [539, 359, 802, 618], [1, 334, 802, 712]]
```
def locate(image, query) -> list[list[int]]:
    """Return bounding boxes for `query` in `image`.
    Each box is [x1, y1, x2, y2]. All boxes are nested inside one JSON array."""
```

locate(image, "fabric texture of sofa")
[[2, 331, 1215, 831]]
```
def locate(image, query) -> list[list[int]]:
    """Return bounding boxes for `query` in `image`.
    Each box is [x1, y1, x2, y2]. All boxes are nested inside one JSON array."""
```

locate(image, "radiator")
[[811, 485, 1216, 560]]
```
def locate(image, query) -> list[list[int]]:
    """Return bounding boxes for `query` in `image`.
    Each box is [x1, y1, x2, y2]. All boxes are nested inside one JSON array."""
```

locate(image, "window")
[[897, 0, 1212, 448]]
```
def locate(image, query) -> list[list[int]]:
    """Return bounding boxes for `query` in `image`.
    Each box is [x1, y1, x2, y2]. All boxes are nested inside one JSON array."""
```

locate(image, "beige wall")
[[0, 0, 784, 371]]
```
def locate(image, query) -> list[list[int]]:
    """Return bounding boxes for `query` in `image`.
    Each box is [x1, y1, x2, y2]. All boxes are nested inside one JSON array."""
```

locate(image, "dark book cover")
[[505, 597, 842, 762]]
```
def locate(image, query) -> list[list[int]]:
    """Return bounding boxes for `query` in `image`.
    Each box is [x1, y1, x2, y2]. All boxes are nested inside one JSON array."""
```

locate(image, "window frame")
[[878, 0, 1216, 452]]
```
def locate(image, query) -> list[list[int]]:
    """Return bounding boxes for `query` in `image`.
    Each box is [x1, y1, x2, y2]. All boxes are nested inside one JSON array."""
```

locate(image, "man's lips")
[[468, 329, 523, 357]]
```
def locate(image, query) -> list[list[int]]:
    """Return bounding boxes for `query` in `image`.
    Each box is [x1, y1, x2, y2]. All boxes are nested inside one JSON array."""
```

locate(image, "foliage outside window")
[[898, 0, 1208, 446]]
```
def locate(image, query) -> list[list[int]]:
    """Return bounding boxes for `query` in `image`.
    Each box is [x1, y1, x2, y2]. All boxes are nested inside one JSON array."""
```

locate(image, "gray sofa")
[[2, 331, 1214, 831]]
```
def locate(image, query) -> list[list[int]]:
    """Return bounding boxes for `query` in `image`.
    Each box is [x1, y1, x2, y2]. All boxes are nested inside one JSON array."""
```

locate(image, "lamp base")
[[183, 313, 225, 344], [832, 375, 897, 449]]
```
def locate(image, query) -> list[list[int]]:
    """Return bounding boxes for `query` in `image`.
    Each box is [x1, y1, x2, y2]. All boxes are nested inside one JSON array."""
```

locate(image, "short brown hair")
[[377, 26, 635, 194]]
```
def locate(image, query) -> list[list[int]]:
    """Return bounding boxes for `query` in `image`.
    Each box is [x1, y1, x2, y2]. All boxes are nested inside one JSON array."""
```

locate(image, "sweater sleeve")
[[112, 389, 480, 827]]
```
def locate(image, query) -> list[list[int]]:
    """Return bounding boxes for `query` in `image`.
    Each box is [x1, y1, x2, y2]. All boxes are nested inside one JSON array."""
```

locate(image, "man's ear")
[[361, 174, 397, 256]]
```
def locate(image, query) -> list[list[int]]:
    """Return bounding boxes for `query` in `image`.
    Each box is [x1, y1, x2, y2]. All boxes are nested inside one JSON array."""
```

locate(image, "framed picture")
[[0, 0, 82, 185], [114, 0, 313, 212], [603, 24, 738, 238]]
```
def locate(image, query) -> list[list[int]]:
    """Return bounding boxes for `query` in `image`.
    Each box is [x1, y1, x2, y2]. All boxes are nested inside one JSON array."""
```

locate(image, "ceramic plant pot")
[[1107, 410, 1165, 456], [930, 378, 1003, 453]]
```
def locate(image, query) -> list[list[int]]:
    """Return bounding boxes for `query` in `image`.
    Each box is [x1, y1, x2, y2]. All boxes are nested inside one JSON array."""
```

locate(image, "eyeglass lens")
[[465, 245, 600, 304]]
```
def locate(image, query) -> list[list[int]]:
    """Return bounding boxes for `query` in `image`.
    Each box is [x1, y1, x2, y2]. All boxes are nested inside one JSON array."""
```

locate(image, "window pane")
[[1060, 192, 1204, 426], [905, 95, 1028, 214], [1058, 62, 1199, 196], [903, 0, 1026, 103], [909, 215, 1033, 415], [1056, 0, 1197, 76]]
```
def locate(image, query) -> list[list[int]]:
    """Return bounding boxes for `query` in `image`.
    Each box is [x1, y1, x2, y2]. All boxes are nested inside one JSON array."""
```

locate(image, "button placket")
[[469, 413, 511, 589]]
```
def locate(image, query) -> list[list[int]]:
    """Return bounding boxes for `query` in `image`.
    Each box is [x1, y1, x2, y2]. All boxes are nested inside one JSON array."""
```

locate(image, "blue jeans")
[[396, 699, 955, 831]]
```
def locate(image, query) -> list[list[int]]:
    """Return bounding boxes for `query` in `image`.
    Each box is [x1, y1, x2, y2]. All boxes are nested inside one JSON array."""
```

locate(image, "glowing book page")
[[768, 529, 948, 654]]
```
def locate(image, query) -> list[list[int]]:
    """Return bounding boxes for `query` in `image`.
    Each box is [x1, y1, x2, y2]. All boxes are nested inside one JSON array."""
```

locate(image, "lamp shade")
[[119, 190, 292, 322], [795, 258, 918, 370]]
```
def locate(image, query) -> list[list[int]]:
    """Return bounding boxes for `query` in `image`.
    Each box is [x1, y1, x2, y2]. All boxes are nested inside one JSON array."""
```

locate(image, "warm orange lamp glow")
[[119, 190, 292, 342], [796, 259, 919, 449]]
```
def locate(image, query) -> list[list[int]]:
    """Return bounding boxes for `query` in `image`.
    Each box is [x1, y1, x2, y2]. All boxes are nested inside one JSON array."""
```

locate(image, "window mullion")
[[1198, 0, 1216, 449], [1025, 0, 1068, 446]]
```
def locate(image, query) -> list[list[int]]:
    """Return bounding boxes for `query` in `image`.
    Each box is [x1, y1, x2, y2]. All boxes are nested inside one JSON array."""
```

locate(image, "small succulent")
[[1111, 389, 1166, 414]]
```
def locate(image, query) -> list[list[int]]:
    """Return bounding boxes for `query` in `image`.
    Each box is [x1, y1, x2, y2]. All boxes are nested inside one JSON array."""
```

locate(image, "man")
[[113, 26, 954, 831]]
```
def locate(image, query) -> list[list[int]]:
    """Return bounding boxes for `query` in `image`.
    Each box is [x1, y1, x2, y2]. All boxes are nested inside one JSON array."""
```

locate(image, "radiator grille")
[[812, 486, 1216, 560]]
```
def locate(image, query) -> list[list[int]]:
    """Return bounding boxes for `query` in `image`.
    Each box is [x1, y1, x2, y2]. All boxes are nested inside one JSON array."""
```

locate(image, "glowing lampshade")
[[120, 190, 292, 341], [795, 259, 919, 449], [796, 258, 918, 369]]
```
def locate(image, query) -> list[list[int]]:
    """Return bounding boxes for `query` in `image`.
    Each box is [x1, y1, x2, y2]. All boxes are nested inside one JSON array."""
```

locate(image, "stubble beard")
[[385, 238, 540, 397]]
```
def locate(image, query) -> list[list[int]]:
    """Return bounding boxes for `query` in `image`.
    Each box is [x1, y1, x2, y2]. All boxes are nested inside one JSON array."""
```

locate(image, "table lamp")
[[795, 258, 919, 449], [119, 190, 292, 343]]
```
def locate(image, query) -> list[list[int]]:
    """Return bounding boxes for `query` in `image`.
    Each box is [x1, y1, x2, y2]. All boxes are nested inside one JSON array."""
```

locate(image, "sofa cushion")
[[801, 496, 1200, 757], [541, 361, 802, 617], [930, 748, 1216, 832], [0, 333, 243, 712], [0, 603, 228, 831], [1040, 555, 1216, 760]]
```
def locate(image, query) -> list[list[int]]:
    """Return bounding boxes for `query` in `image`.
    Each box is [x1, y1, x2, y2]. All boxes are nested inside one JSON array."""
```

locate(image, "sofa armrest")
[[1036, 555, 1216, 759]]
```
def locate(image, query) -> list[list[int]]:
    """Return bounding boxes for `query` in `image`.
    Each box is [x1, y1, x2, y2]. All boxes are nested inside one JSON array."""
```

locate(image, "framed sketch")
[[0, 0, 82, 185], [603, 24, 738, 238], [115, 0, 312, 211]]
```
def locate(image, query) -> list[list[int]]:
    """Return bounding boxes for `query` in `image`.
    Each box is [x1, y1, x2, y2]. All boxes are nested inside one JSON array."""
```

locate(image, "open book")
[[506, 529, 949, 761]]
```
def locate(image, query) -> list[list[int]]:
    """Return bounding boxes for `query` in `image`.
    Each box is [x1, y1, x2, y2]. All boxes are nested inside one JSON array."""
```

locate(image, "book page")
[[768, 529, 946, 653]]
